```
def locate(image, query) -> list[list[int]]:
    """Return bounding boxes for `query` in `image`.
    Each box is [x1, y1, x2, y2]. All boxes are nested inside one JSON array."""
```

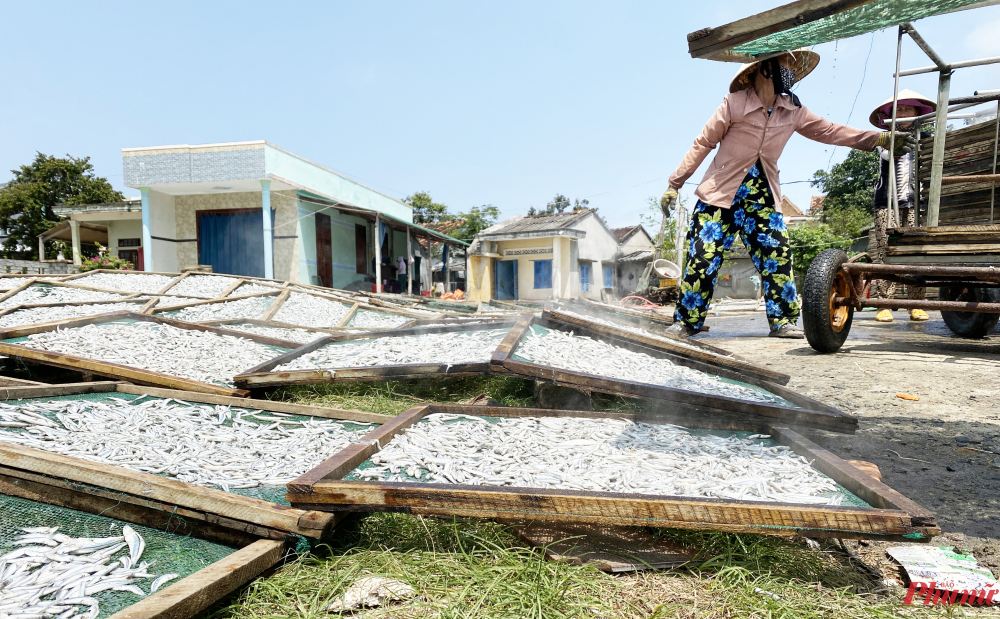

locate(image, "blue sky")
[[2, 1, 999, 228]]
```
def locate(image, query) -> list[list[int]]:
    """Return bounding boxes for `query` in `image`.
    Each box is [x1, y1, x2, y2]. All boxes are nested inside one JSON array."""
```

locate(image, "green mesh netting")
[[731, 0, 986, 56], [344, 414, 870, 508], [0, 494, 234, 618], [512, 324, 797, 408], [0, 392, 377, 506]]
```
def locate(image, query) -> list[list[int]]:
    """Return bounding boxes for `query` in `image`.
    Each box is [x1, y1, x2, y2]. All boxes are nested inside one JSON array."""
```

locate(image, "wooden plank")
[[687, 0, 875, 58], [0, 381, 120, 399], [259, 289, 290, 321], [0, 376, 46, 387], [113, 383, 392, 425], [886, 243, 1000, 255], [940, 174, 1000, 185], [769, 427, 936, 526], [0, 341, 247, 397], [0, 277, 39, 305], [337, 302, 362, 328], [288, 404, 430, 492], [0, 468, 281, 544], [155, 272, 189, 295], [545, 308, 789, 385], [0, 441, 337, 537], [106, 539, 286, 619], [292, 482, 925, 537], [218, 277, 246, 299], [489, 313, 534, 371], [148, 290, 280, 313], [236, 363, 491, 387], [502, 357, 855, 432], [140, 297, 160, 313]]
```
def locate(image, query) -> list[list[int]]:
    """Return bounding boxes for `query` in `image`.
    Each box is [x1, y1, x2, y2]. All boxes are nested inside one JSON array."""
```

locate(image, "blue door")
[[197, 209, 273, 277], [495, 259, 518, 300]]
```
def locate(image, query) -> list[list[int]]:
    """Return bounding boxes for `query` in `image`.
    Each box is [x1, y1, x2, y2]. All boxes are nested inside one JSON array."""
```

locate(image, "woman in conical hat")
[[661, 49, 916, 339], [867, 89, 936, 323]]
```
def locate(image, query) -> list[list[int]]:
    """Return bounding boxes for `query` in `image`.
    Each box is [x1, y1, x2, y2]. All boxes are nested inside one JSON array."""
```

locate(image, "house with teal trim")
[[53, 141, 464, 291]]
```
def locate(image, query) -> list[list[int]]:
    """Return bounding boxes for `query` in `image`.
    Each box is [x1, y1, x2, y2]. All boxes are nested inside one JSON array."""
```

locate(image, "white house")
[[465, 209, 622, 302]]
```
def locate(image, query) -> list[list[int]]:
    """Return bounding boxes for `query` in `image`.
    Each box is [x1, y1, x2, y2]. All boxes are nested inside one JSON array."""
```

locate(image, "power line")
[[826, 32, 876, 170]]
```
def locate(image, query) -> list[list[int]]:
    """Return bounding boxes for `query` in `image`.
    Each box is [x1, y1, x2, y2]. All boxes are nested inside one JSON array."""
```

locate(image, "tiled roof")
[[611, 225, 641, 242], [478, 210, 591, 237]]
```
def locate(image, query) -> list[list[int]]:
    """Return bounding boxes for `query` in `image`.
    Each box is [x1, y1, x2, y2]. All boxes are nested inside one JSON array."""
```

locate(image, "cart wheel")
[[939, 285, 1000, 338], [803, 249, 853, 353]]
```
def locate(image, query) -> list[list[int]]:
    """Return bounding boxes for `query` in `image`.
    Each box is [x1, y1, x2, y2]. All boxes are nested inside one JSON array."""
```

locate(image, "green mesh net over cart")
[[720, 0, 987, 57]]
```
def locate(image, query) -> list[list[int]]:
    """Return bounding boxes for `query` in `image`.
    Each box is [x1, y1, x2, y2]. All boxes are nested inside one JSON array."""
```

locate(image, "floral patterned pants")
[[674, 162, 799, 331]]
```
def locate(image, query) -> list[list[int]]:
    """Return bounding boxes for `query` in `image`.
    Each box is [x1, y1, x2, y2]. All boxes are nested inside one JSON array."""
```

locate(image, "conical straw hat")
[[729, 48, 820, 93], [869, 89, 936, 128]]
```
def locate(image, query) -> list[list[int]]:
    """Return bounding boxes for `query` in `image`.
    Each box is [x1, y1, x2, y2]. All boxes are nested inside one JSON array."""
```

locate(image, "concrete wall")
[[3, 259, 77, 275], [265, 145, 413, 222], [467, 255, 492, 302], [570, 213, 618, 300], [171, 190, 299, 278], [621, 230, 654, 253], [148, 191, 177, 272]]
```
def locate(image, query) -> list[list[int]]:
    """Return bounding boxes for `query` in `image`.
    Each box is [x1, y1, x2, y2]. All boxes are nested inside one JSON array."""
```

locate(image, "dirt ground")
[[697, 308, 1000, 583]]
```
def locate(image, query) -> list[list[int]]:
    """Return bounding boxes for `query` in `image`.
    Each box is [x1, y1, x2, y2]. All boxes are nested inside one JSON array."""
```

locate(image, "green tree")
[[810, 149, 879, 217], [404, 191, 451, 224], [787, 224, 855, 285], [452, 205, 500, 242], [0, 153, 123, 259], [527, 194, 590, 216]]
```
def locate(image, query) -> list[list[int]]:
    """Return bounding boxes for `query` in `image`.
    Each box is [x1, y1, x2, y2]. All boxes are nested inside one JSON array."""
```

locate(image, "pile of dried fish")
[[555, 308, 703, 352], [0, 397, 376, 490], [0, 286, 125, 309], [272, 292, 351, 328], [22, 321, 283, 386], [147, 295, 207, 307], [0, 302, 143, 329], [516, 327, 785, 404], [0, 525, 176, 618], [166, 275, 239, 298], [227, 282, 278, 297], [0, 277, 36, 290], [163, 296, 276, 322], [277, 328, 508, 371], [216, 322, 326, 344], [348, 310, 410, 329], [361, 413, 840, 504], [73, 273, 175, 294]]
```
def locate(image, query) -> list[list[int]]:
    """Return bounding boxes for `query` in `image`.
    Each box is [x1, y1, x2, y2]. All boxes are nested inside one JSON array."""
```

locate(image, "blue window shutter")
[[604, 266, 613, 288], [533, 259, 552, 289], [580, 264, 590, 292]]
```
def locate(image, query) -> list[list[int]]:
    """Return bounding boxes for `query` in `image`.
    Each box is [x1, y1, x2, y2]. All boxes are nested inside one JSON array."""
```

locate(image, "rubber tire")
[[803, 249, 853, 353], [939, 285, 1000, 338]]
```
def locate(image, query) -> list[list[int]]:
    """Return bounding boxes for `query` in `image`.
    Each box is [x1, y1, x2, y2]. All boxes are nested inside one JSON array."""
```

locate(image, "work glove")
[[876, 131, 917, 156], [660, 188, 678, 215]]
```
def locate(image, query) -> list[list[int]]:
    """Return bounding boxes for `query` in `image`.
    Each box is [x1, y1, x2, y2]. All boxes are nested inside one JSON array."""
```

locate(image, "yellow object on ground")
[[875, 309, 894, 322], [910, 309, 929, 321]]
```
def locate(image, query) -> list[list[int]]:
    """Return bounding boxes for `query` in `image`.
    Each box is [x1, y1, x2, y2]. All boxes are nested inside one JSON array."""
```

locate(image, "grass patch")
[[208, 514, 613, 619], [223, 378, 961, 618], [266, 375, 535, 416]]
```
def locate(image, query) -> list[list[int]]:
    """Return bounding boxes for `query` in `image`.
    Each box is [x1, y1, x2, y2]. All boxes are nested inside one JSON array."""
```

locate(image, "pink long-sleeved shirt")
[[668, 88, 882, 212]]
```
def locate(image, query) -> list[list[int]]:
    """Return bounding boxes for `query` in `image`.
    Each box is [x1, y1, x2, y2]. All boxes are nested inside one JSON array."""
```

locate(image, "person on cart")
[[662, 49, 915, 339], [867, 89, 936, 323]]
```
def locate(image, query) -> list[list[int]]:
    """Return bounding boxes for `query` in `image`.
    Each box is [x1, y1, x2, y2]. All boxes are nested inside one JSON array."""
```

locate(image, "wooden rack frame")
[[234, 314, 852, 431], [287, 403, 937, 541], [146, 289, 285, 319], [495, 314, 855, 433], [1, 481, 287, 619], [0, 382, 391, 542], [0, 311, 303, 396], [545, 304, 789, 385], [234, 321, 518, 387]]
